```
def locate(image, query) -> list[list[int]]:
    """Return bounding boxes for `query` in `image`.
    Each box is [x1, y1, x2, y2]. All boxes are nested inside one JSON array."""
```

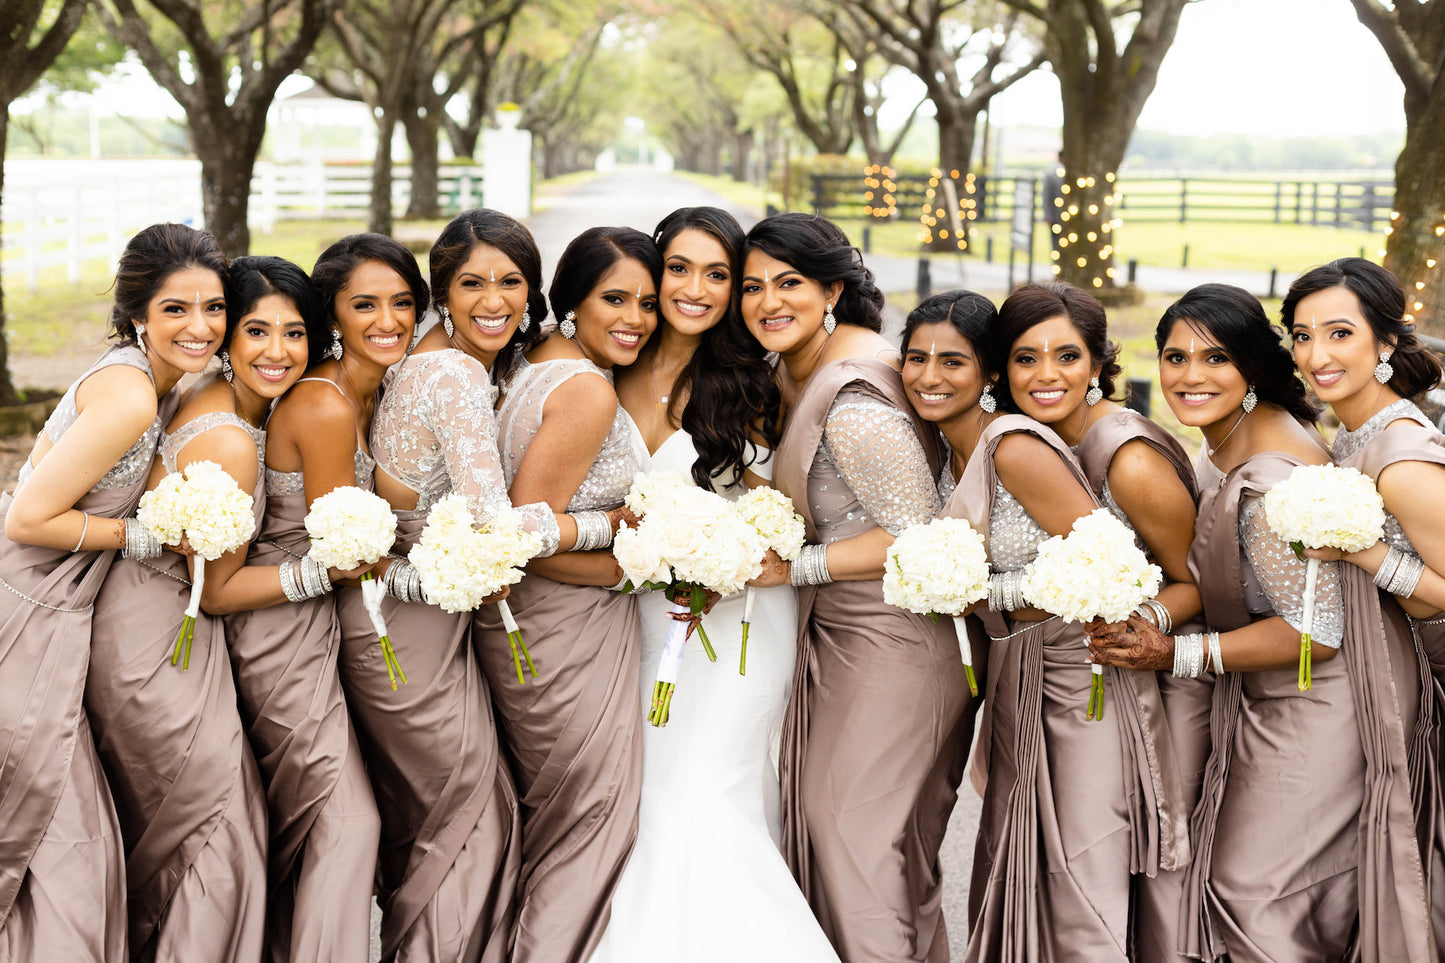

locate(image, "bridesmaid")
[[1284, 257, 1443, 955], [0, 223, 225, 959], [87, 255, 318, 960], [595, 207, 838, 962], [225, 234, 424, 961], [1089, 284, 1375, 961], [893, 291, 1105, 961], [473, 226, 655, 963], [358, 208, 565, 960], [743, 213, 970, 963], [993, 281, 1203, 958]]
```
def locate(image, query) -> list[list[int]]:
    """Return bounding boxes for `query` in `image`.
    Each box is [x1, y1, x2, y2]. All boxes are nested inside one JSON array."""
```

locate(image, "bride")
[[592, 207, 839, 962]]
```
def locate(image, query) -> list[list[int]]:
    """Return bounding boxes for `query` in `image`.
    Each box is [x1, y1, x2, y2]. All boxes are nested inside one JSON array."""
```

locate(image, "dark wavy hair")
[[742, 213, 884, 332], [992, 281, 1122, 413], [653, 207, 783, 488], [1281, 257, 1442, 398], [312, 233, 429, 336], [1156, 283, 1320, 423], [900, 289, 1000, 382], [548, 226, 663, 325], [107, 222, 229, 342], [430, 208, 549, 378], [225, 256, 328, 365]]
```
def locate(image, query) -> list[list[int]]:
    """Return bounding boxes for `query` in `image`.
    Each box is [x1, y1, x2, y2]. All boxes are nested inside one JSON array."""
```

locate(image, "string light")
[[917, 167, 979, 250], [1054, 165, 1122, 290], [862, 164, 898, 220]]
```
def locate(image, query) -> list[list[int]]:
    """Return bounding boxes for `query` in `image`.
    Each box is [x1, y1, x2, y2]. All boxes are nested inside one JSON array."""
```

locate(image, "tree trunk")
[[1385, 92, 1445, 339], [0, 112, 19, 405], [1054, 90, 1130, 294], [196, 133, 260, 259], [731, 129, 753, 181], [403, 109, 441, 219], [929, 101, 978, 251], [370, 111, 397, 236]]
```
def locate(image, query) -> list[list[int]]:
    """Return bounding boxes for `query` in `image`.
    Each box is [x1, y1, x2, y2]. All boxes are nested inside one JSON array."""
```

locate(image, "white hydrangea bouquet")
[[1022, 508, 1163, 721], [883, 516, 991, 696], [735, 485, 805, 675], [614, 472, 766, 726], [409, 494, 544, 683], [304, 487, 402, 689], [1263, 464, 1385, 690], [138, 460, 256, 671]]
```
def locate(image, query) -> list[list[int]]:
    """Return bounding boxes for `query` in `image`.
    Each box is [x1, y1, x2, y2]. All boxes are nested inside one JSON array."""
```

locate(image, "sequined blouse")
[[21, 344, 166, 493], [160, 410, 265, 476], [809, 384, 940, 541], [934, 441, 1050, 572], [1331, 398, 1434, 557], [265, 450, 375, 497], [372, 349, 559, 554], [496, 357, 637, 512]]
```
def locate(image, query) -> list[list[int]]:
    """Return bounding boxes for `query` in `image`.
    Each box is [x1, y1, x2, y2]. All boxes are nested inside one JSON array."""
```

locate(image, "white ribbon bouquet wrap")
[[304, 487, 401, 688], [1021, 508, 1163, 721], [1263, 464, 1385, 690], [408, 494, 544, 683], [613, 472, 765, 726], [734, 486, 805, 675], [137, 460, 256, 670], [883, 516, 991, 696]]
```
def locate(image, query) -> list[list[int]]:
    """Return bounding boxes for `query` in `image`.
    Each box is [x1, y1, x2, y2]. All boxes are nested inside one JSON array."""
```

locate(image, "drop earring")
[[134, 322, 147, 352], [1086, 375, 1103, 407], [1374, 350, 1394, 384], [440, 305, 454, 338], [560, 311, 577, 339], [823, 302, 837, 335], [519, 307, 532, 333], [1241, 384, 1257, 413], [219, 351, 233, 383], [330, 329, 344, 360], [979, 383, 997, 413]]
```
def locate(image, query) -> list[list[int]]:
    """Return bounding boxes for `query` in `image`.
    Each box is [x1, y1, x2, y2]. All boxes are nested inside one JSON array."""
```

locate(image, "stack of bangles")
[[381, 558, 425, 603], [279, 556, 332, 602], [1374, 546, 1424, 598], [122, 517, 162, 560], [1133, 599, 1173, 634], [1172, 631, 1223, 678], [790, 543, 831, 586], [571, 510, 613, 552], [987, 570, 1026, 612]]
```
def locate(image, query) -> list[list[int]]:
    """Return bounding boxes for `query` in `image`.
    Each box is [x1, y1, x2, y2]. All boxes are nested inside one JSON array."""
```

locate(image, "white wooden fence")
[[1, 159, 485, 290]]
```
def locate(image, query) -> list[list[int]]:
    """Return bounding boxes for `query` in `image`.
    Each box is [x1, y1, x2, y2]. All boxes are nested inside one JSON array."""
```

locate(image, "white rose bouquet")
[[304, 486, 403, 689], [137, 460, 256, 671], [1263, 464, 1385, 690], [734, 485, 805, 675], [409, 494, 544, 683], [883, 517, 990, 695], [614, 473, 765, 725], [1021, 508, 1163, 721]]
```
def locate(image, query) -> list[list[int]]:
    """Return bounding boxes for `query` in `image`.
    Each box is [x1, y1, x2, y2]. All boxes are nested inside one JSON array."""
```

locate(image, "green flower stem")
[[739, 621, 751, 676], [648, 680, 676, 727], [1086, 670, 1106, 722], [171, 616, 195, 670], [512, 630, 538, 680], [695, 622, 717, 663], [963, 661, 978, 698], [379, 635, 407, 691], [1298, 633, 1312, 691]]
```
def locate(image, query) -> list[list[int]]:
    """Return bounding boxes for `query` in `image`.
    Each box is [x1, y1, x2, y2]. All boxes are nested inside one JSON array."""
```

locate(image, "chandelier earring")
[[439, 305, 454, 338], [560, 310, 577, 339], [329, 328, 344, 360], [1085, 374, 1103, 407], [1241, 383, 1257, 413], [823, 302, 837, 335], [1374, 350, 1394, 384], [979, 382, 998, 413], [519, 307, 532, 333], [219, 350, 234, 383], [133, 322, 147, 352]]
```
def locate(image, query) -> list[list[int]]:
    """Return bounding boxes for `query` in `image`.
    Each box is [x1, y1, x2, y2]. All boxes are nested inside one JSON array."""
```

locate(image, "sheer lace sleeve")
[[821, 390, 941, 536], [1240, 495, 1344, 647]]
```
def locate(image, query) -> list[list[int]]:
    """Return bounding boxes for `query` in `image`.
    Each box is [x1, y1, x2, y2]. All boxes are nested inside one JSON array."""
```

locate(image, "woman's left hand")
[[1086, 614, 1174, 671], [483, 584, 511, 605], [667, 586, 719, 638]]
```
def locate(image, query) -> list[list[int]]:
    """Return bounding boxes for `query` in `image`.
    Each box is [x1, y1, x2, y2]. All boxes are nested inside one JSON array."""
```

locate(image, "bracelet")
[[1208, 631, 1224, 674], [790, 543, 832, 586], [381, 558, 426, 604], [569, 510, 613, 552], [1374, 546, 1404, 590], [1172, 632, 1206, 679], [1135, 599, 1173, 634], [279, 557, 333, 602], [72, 513, 90, 553], [987, 570, 1027, 612], [1387, 552, 1425, 598], [122, 517, 162, 560]]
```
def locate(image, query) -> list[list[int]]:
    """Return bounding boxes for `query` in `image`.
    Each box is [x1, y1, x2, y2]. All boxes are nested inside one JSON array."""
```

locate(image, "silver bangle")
[[122, 517, 162, 560], [280, 557, 332, 602], [72, 513, 90, 553], [279, 559, 305, 602], [790, 543, 832, 586], [1387, 552, 1425, 598], [381, 558, 426, 604], [1374, 546, 1404, 591], [1137, 599, 1172, 634], [988, 570, 1027, 612], [1208, 631, 1224, 674], [569, 510, 613, 552], [1172, 632, 1205, 679]]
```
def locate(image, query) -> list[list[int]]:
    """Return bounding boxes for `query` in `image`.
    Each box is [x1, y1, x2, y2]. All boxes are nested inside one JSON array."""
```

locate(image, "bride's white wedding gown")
[[588, 429, 840, 963]]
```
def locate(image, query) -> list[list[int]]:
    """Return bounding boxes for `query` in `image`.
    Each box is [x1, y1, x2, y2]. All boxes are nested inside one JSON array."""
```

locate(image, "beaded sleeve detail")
[[373, 350, 559, 553], [264, 450, 374, 497], [160, 411, 265, 476], [23, 344, 165, 492], [496, 357, 637, 512], [815, 393, 940, 538], [988, 481, 1050, 573], [1240, 494, 1345, 648]]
